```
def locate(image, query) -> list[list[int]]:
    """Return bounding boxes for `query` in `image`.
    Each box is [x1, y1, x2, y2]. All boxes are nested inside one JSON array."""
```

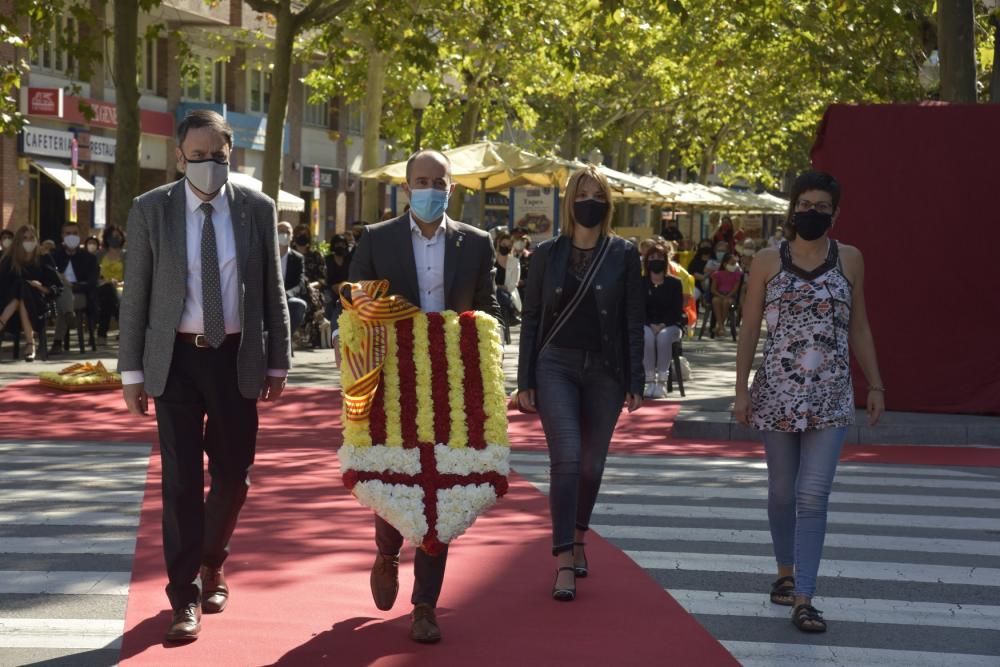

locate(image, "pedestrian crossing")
[[511, 450, 1000, 666], [0, 439, 149, 666]]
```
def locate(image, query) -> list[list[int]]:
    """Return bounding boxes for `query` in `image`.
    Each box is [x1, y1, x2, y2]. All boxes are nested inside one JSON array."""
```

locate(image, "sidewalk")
[[4, 326, 998, 446]]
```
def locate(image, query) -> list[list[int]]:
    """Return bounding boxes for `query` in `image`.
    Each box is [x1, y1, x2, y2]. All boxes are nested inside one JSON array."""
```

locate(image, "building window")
[[182, 55, 224, 104], [303, 72, 327, 127], [30, 17, 77, 77], [136, 37, 157, 93], [346, 101, 363, 135], [248, 66, 272, 114]]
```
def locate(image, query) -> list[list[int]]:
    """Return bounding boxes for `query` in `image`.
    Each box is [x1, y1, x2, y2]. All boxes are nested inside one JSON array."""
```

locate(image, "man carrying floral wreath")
[[348, 148, 501, 644]]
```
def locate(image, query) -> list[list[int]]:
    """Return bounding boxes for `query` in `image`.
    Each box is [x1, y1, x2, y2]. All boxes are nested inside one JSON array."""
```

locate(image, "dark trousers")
[[535, 345, 623, 555], [375, 515, 448, 607], [97, 283, 119, 337], [153, 336, 259, 609]]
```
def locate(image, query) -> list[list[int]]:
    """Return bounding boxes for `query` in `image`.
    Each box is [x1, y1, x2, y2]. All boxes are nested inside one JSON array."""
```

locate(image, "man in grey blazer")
[[117, 110, 291, 643], [349, 149, 500, 644]]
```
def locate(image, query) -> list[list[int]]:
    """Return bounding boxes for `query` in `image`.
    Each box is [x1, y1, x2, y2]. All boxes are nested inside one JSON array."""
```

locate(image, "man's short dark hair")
[[405, 149, 452, 183], [62, 222, 79, 231], [176, 109, 233, 148]]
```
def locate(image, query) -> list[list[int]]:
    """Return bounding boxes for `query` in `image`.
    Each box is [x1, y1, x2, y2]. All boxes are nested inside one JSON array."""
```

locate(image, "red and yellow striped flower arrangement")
[[338, 281, 509, 555]]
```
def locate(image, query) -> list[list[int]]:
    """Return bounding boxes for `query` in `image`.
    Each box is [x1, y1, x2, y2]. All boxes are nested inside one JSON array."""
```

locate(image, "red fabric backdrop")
[[811, 104, 1000, 415]]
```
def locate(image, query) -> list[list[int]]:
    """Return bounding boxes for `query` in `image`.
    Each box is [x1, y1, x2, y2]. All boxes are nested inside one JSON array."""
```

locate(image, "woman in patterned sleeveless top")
[[734, 171, 885, 634]]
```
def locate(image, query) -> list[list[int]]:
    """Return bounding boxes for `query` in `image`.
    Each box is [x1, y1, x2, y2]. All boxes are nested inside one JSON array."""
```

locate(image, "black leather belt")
[[176, 332, 241, 348]]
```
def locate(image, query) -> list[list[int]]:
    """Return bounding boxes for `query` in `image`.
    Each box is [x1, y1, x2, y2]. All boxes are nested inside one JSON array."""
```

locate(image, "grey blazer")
[[117, 179, 292, 400], [349, 214, 500, 319]]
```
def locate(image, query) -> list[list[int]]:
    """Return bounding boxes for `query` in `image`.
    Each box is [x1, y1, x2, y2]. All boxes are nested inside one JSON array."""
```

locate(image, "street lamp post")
[[409, 85, 431, 153]]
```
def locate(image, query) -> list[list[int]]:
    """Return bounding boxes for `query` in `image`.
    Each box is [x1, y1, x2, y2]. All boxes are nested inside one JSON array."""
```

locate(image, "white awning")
[[228, 171, 306, 212], [31, 159, 95, 202]]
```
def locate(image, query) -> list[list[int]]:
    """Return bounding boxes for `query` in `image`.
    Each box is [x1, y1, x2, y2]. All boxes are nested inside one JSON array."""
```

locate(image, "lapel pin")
[[455, 235, 463, 248]]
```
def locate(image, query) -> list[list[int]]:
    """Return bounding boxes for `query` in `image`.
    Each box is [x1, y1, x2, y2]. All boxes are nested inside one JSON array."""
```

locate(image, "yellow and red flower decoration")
[[338, 281, 510, 555]]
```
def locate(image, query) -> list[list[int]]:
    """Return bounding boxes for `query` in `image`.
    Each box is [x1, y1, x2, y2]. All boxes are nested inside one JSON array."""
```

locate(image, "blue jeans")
[[535, 345, 624, 555], [286, 297, 307, 333], [762, 426, 848, 598]]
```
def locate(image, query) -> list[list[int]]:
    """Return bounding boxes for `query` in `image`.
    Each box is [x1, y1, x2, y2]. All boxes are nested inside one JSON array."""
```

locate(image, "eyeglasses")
[[795, 199, 833, 214]]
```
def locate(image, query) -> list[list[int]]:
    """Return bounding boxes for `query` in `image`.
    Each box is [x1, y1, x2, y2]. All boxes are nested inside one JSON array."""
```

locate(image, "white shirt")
[[178, 182, 241, 335], [63, 252, 77, 283], [122, 181, 286, 385], [410, 213, 446, 313]]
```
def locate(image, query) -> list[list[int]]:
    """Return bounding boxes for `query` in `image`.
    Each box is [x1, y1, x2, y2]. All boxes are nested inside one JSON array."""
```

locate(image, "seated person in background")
[[324, 233, 352, 322], [97, 224, 126, 344], [710, 253, 743, 338], [85, 235, 100, 255], [50, 222, 99, 354], [642, 242, 685, 398], [767, 226, 784, 248], [0, 229, 13, 252], [687, 245, 713, 302], [494, 231, 521, 327], [0, 224, 61, 361], [40, 240, 56, 256], [277, 222, 308, 336], [661, 215, 684, 242], [664, 241, 697, 331]]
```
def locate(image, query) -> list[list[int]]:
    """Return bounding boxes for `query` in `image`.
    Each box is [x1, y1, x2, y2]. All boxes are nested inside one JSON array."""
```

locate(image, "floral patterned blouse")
[[750, 240, 854, 432]]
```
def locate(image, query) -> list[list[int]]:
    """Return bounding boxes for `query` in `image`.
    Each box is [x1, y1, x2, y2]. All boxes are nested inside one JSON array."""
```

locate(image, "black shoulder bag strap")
[[539, 236, 612, 353]]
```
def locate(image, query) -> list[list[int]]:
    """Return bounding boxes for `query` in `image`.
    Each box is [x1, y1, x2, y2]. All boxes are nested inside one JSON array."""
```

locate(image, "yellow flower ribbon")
[[339, 280, 421, 422]]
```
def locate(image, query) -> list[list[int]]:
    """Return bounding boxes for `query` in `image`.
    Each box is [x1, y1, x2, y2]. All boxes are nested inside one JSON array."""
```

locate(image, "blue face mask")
[[409, 188, 449, 222]]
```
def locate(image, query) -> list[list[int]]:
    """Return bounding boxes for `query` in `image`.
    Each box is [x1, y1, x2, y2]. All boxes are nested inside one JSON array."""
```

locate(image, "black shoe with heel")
[[552, 566, 576, 601], [573, 542, 588, 578]]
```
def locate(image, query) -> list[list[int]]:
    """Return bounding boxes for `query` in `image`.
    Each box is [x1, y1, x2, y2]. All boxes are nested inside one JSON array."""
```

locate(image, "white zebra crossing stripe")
[[0, 618, 123, 649], [0, 571, 132, 595], [628, 551, 1000, 586], [0, 455, 149, 466], [1, 488, 145, 504], [669, 590, 1000, 630], [721, 641, 1000, 667], [590, 524, 1000, 557], [0, 469, 145, 483], [532, 480, 1000, 509], [592, 503, 1000, 531], [511, 452, 996, 478], [0, 510, 140, 526], [509, 462, 1000, 491], [0, 537, 136, 555]]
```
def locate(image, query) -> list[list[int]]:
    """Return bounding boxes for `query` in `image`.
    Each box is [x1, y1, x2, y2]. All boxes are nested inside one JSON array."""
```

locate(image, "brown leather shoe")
[[410, 603, 442, 644], [200, 565, 229, 614], [164, 603, 201, 643], [370, 552, 399, 611]]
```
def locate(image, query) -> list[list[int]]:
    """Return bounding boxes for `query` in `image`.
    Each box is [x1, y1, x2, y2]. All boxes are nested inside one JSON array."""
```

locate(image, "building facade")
[[2, 0, 376, 244]]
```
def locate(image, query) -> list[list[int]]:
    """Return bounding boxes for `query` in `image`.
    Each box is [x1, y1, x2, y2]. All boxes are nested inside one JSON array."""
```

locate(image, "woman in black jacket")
[[0, 225, 61, 360], [515, 166, 644, 602]]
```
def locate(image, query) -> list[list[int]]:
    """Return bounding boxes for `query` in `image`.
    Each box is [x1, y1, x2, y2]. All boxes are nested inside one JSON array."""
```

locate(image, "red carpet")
[[3, 378, 998, 666]]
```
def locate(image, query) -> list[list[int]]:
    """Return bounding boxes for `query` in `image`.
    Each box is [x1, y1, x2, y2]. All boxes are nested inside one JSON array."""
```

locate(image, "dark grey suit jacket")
[[349, 214, 500, 319], [117, 179, 292, 399]]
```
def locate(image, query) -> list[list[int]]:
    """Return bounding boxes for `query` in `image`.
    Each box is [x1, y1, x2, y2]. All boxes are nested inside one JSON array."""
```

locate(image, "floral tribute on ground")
[[338, 281, 510, 555]]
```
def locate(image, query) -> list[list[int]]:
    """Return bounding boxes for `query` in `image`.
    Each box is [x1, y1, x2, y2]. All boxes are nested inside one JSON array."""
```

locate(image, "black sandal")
[[551, 566, 576, 602], [792, 603, 827, 633], [769, 575, 795, 606], [573, 542, 588, 578]]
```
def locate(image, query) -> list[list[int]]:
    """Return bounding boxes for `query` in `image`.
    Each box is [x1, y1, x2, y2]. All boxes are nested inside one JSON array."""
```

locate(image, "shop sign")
[[20, 126, 116, 163], [301, 166, 339, 190], [511, 186, 557, 241], [28, 88, 64, 117], [25, 88, 174, 138], [21, 126, 75, 159], [90, 136, 116, 163]]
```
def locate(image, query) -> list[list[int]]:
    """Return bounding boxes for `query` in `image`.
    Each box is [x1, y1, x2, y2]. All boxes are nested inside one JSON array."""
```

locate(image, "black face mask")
[[647, 259, 666, 274], [333, 246, 348, 256], [498, 246, 511, 256], [295, 235, 311, 247], [573, 199, 609, 229], [108, 237, 123, 249], [792, 209, 833, 241]]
